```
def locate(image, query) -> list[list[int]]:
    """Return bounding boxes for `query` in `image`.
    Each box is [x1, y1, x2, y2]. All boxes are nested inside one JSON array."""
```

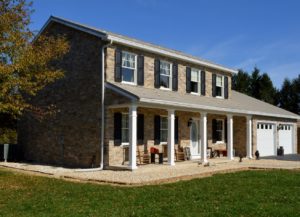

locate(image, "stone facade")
[[18, 22, 104, 168], [105, 46, 232, 99], [104, 107, 249, 166]]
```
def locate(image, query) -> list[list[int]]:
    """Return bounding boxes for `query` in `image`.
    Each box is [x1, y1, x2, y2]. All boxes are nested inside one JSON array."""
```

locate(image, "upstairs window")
[[160, 116, 168, 143], [160, 61, 172, 89], [216, 75, 224, 98], [191, 68, 201, 94], [121, 51, 136, 83]]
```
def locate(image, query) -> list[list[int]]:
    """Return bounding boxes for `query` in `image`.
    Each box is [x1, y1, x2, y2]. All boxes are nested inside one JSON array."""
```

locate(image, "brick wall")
[[18, 22, 104, 168]]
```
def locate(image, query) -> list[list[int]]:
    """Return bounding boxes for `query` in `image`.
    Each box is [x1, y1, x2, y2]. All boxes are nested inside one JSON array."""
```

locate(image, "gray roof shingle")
[[106, 82, 300, 120]]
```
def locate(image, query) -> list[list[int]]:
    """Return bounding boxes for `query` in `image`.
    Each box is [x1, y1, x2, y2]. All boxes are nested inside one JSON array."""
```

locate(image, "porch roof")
[[106, 82, 300, 120]]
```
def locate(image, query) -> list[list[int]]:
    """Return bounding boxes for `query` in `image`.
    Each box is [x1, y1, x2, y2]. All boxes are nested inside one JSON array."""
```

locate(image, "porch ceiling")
[[106, 82, 300, 120]]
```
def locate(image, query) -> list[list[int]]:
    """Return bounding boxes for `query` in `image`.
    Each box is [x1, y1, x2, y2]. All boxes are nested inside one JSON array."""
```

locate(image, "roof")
[[38, 16, 238, 74], [106, 82, 300, 120]]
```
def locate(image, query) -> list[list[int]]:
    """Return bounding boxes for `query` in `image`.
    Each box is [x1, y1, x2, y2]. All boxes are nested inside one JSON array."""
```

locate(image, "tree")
[[0, 0, 69, 118], [233, 67, 278, 105], [0, 0, 69, 143], [279, 77, 300, 115], [232, 69, 251, 95]]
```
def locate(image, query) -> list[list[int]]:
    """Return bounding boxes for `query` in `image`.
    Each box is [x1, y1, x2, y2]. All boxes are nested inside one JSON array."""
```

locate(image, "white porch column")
[[227, 114, 234, 160], [200, 112, 208, 163], [246, 116, 253, 159], [168, 109, 175, 166], [129, 104, 137, 170]]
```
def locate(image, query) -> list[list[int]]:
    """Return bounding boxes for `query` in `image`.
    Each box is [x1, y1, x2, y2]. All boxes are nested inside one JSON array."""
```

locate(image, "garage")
[[257, 123, 276, 156], [279, 124, 294, 155]]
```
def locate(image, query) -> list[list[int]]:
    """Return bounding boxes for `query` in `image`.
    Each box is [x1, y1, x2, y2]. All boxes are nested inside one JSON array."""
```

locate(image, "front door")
[[190, 120, 200, 159]]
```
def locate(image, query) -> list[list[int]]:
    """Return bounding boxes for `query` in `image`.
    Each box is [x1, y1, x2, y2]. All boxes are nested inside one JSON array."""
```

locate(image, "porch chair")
[[137, 147, 150, 165], [175, 147, 185, 161]]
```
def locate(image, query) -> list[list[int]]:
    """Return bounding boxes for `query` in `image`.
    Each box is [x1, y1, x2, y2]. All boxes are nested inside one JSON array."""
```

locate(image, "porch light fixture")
[[277, 124, 283, 131], [188, 118, 193, 127]]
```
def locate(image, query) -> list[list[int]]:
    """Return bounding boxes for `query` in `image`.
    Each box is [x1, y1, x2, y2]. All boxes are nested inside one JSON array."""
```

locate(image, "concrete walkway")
[[1, 155, 299, 186]]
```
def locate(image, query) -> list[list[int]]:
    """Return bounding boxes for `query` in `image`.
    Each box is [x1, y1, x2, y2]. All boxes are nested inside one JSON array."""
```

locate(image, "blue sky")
[[30, 0, 300, 88]]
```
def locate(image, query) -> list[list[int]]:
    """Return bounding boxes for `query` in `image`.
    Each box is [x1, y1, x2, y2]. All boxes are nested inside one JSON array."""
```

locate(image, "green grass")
[[0, 169, 300, 217]]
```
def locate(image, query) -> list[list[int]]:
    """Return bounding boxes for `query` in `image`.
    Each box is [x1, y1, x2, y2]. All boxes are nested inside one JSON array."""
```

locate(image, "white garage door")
[[279, 124, 293, 154], [257, 123, 276, 156]]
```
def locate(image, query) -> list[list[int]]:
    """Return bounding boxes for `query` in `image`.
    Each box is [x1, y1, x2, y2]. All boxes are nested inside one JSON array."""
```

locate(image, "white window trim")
[[160, 115, 168, 144], [159, 60, 172, 90], [215, 119, 225, 143], [121, 113, 129, 146], [121, 51, 137, 85], [215, 75, 224, 99], [190, 68, 201, 95]]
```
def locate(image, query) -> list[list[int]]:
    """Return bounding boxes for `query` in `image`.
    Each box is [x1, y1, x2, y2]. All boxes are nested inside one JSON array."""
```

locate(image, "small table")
[[151, 153, 163, 164]]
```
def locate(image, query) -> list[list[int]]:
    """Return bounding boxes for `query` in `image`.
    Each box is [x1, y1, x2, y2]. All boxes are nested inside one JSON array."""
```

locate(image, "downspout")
[[76, 39, 112, 172]]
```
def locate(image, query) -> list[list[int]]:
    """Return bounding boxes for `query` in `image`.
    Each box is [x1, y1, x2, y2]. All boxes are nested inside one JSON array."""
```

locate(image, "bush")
[[0, 128, 17, 144]]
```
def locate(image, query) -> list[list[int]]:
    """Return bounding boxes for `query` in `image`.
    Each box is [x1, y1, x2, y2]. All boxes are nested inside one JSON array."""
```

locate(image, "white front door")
[[279, 124, 293, 154], [190, 121, 200, 159]]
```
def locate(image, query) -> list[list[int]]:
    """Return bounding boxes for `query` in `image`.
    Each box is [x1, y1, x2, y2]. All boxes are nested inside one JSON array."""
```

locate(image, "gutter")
[[76, 40, 113, 172]]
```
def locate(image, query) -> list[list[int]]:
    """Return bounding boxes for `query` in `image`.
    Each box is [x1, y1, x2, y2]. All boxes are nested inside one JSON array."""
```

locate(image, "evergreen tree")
[[279, 77, 300, 115], [232, 69, 251, 95]]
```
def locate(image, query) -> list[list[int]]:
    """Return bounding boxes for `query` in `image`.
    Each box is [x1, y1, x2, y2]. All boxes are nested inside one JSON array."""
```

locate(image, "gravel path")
[[1, 155, 299, 185]]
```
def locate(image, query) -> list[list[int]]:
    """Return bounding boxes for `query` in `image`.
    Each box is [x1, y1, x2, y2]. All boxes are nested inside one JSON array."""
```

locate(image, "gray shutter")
[[115, 49, 122, 82], [114, 112, 122, 146], [201, 70, 206, 96], [137, 55, 144, 86], [186, 67, 191, 93], [172, 63, 178, 91], [224, 76, 229, 99], [137, 114, 144, 144], [154, 59, 160, 88], [212, 74, 216, 97], [154, 115, 161, 145]]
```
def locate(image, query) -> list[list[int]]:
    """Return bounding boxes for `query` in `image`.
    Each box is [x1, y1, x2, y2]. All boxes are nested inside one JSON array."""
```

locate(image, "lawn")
[[0, 169, 300, 217]]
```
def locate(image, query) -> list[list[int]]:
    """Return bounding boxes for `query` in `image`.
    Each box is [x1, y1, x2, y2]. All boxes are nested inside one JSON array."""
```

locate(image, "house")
[[18, 16, 300, 169], [298, 121, 300, 154]]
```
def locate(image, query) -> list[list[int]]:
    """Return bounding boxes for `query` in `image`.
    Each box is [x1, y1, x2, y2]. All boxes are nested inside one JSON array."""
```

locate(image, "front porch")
[[105, 103, 254, 170]]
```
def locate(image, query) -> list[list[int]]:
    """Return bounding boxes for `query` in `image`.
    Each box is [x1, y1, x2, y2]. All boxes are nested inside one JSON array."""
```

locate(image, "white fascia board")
[[139, 98, 300, 120], [107, 35, 238, 74]]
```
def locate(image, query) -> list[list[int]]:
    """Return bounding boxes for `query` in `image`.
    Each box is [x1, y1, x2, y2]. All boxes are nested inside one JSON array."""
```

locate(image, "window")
[[215, 119, 224, 142], [160, 116, 168, 143], [121, 51, 136, 83], [121, 113, 129, 143], [191, 68, 201, 94], [216, 75, 224, 97], [160, 61, 172, 89]]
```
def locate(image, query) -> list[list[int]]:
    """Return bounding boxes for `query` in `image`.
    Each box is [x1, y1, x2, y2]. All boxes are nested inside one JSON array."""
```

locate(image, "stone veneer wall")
[[105, 108, 251, 166], [105, 46, 232, 99], [18, 22, 104, 168]]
